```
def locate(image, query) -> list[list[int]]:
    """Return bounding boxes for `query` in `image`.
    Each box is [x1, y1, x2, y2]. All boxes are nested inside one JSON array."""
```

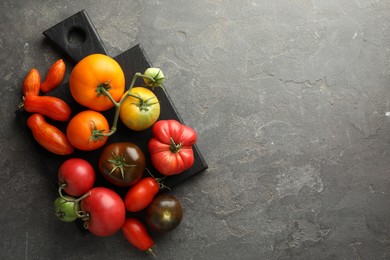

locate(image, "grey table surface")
[[1, 0, 390, 259]]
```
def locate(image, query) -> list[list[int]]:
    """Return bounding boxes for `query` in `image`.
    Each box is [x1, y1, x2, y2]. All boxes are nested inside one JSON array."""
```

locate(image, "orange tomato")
[[66, 110, 109, 151], [69, 54, 125, 111]]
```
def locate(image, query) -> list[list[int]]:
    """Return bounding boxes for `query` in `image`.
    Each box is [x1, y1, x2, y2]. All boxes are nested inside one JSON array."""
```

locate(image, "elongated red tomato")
[[124, 177, 160, 212], [122, 218, 154, 254], [27, 113, 74, 155], [22, 68, 41, 96], [80, 187, 126, 237], [24, 95, 71, 121], [41, 59, 66, 93]]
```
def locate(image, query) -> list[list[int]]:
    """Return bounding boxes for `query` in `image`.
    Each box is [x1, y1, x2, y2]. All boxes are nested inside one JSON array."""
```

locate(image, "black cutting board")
[[16, 10, 207, 194]]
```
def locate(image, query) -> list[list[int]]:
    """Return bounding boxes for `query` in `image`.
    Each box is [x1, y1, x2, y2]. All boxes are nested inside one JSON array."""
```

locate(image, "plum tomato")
[[66, 110, 109, 151], [119, 87, 160, 131], [58, 158, 96, 196], [98, 142, 145, 187], [122, 218, 154, 255], [80, 187, 126, 237], [124, 177, 160, 212], [146, 194, 183, 233]]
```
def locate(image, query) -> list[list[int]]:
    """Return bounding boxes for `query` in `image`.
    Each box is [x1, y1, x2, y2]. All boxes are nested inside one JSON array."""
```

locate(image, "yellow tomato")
[[119, 87, 160, 131]]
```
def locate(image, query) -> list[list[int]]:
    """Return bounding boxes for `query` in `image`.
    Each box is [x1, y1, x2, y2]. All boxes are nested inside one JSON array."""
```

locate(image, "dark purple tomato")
[[146, 194, 183, 233], [98, 142, 145, 187]]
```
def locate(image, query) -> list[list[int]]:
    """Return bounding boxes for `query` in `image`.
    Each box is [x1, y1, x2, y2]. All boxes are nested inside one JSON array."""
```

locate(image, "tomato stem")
[[169, 137, 183, 153]]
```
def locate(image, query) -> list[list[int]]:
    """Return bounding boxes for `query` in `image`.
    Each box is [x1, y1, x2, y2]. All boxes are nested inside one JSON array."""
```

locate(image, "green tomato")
[[54, 196, 79, 222]]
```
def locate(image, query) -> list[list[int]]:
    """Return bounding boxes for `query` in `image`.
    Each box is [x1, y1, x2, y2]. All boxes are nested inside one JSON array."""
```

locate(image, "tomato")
[[124, 177, 160, 212], [146, 194, 183, 233], [27, 113, 74, 155], [122, 218, 154, 255], [22, 68, 40, 96], [80, 187, 126, 237], [41, 59, 66, 93], [119, 87, 160, 131], [98, 142, 145, 187], [58, 158, 96, 196], [66, 110, 109, 151], [148, 120, 197, 175], [24, 95, 72, 122], [54, 196, 79, 222], [69, 54, 125, 111]]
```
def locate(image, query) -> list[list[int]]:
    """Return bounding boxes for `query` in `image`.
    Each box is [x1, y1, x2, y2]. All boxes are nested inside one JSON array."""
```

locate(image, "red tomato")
[[69, 54, 125, 111], [148, 120, 197, 175], [22, 68, 40, 96], [80, 187, 126, 237], [122, 218, 154, 254], [24, 95, 72, 122], [66, 110, 109, 151], [124, 177, 160, 212], [40, 59, 66, 93], [27, 113, 74, 155], [58, 158, 96, 196]]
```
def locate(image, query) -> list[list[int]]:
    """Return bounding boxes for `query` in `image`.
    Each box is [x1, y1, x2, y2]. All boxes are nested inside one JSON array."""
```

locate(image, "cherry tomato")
[[119, 87, 160, 131], [58, 158, 96, 196], [148, 120, 197, 175], [40, 59, 66, 93], [80, 187, 126, 237], [98, 142, 145, 187], [24, 95, 72, 122], [54, 196, 79, 222], [122, 218, 154, 255], [22, 68, 40, 96], [27, 113, 74, 155], [66, 110, 109, 151], [146, 194, 183, 233], [124, 177, 160, 212], [70, 54, 125, 111]]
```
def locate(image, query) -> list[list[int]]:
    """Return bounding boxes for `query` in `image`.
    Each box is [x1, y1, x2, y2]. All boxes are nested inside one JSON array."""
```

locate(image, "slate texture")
[[1, 0, 390, 259]]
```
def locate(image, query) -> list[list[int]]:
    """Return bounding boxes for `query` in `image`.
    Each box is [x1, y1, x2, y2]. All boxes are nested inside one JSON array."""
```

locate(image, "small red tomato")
[[58, 158, 96, 196], [124, 177, 160, 212], [122, 218, 154, 255], [22, 68, 41, 96], [80, 187, 126, 237], [40, 59, 66, 93]]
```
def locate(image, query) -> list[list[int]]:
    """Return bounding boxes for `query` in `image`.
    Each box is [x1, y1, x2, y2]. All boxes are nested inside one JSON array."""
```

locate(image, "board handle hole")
[[67, 27, 86, 48]]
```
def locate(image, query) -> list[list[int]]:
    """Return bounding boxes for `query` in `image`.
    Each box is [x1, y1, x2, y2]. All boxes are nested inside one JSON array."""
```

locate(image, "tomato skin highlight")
[[24, 95, 72, 122], [23, 68, 41, 96], [124, 177, 160, 212], [119, 87, 160, 131], [58, 158, 96, 196], [80, 187, 126, 237], [70, 54, 125, 111], [98, 142, 146, 187], [148, 120, 197, 175], [122, 218, 154, 253], [41, 59, 66, 93], [27, 113, 74, 155], [66, 110, 109, 151]]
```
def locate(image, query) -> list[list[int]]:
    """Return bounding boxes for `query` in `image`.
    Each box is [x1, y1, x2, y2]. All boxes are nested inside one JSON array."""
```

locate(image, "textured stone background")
[[1, 0, 390, 259]]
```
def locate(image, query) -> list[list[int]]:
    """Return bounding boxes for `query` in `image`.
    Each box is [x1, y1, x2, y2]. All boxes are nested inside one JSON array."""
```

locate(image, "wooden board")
[[16, 10, 207, 194]]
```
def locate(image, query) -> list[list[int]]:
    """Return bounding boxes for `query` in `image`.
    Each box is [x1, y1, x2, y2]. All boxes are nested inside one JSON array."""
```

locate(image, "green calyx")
[[108, 152, 135, 180]]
